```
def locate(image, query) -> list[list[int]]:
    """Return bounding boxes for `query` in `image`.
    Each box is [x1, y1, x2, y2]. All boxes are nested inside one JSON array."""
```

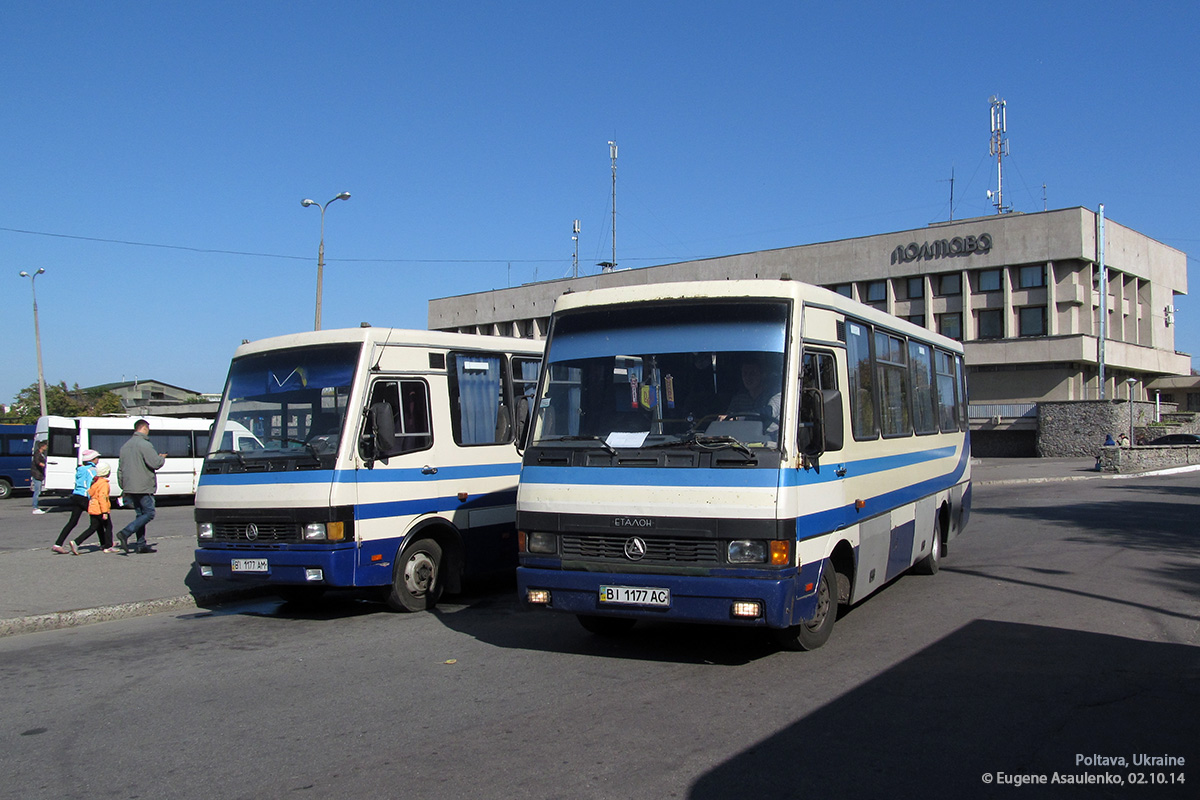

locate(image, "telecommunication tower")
[[988, 96, 1011, 214], [599, 141, 618, 272], [572, 219, 580, 278]]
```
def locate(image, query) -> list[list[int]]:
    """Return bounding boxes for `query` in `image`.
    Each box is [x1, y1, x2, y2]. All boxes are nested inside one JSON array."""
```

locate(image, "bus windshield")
[[208, 343, 360, 466], [531, 302, 788, 449]]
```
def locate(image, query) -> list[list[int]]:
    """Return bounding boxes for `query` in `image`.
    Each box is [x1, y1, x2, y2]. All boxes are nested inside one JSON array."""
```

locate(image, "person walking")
[[71, 462, 117, 554], [52, 449, 100, 553], [30, 440, 48, 515], [115, 419, 165, 554]]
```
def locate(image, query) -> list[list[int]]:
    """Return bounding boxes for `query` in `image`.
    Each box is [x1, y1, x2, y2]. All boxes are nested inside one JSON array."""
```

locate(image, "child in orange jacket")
[[70, 462, 117, 554]]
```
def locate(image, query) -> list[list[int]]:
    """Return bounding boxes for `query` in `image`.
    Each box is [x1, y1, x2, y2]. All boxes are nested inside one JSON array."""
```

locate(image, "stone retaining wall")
[[1097, 445, 1200, 473], [1038, 400, 1159, 457]]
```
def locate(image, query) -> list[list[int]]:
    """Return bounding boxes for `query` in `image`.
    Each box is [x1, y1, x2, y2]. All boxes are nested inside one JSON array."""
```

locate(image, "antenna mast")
[[572, 219, 580, 278], [600, 141, 618, 272], [989, 96, 1011, 214]]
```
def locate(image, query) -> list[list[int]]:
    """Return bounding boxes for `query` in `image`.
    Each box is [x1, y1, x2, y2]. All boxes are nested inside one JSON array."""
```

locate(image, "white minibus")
[[517, 279, 970, 650], [35, 415, 218, 497], [194, 327, 542, 609]]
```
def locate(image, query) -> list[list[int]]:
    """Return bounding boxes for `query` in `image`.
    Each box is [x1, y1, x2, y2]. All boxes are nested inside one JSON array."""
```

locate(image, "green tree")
[[6, 381, 124, 423]]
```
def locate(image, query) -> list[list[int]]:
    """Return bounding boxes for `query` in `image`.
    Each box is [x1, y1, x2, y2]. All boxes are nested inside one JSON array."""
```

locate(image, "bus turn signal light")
[[769, 540, 790, 565]]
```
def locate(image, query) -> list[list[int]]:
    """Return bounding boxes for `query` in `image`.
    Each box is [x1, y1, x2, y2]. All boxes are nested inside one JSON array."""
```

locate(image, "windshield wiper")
[[269, 437, 323, 462], [649, 432, 755, 458], [208, 448, 246, 468], [542, 435, 618, 456]]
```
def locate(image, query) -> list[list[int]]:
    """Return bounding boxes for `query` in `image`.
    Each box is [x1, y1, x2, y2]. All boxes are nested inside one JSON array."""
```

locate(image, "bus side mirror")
[[821, 389, 843, 453], [799, 388, 844, 458], [362, 401, 396, 469]]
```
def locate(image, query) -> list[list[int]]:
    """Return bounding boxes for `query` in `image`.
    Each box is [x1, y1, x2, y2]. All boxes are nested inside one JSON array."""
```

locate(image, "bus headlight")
[[525, 531, 557, 554], [197, 522, 214, 540], [302, 522, 346, 542], [727, 540, 767, 563]]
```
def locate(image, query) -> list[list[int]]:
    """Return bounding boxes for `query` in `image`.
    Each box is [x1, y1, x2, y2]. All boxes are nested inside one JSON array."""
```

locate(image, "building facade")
[[428, 207, 1189, 419]]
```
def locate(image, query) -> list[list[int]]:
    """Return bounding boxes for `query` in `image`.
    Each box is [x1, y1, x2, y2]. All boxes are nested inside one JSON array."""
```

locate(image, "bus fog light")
[[732, 601, 762, 618], [305, 568, 324, 582], [199, 565, 214, 577], [197, 522, 214, 540], [303, 523, 327, 541], [728, 540, 767, 563], [527, 588, 552, 605], [526, 531, 557, 554]]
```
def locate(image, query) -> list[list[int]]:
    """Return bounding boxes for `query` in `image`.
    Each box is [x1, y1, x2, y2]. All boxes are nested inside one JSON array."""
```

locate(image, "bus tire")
[[386, 537, 444, 612], [773, 562, 836, 651], [0, 479, 11, 500], [577, 615, 637, 636], [913, 517, 941, 575]]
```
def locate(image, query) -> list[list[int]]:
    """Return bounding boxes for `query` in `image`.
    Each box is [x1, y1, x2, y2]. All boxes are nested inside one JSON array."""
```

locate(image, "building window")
[[906, 277, 925, 299], [1188, 393, 1200, 413], [833, 284, 853, 298], [905, 314, 926, 327], [978, 269, 1002, 292], [866, 281, 887, 303], [1018, 306, 1047, 337], [936, 273, 961, 296], [977, 309, 1003, 340], [937, 313, 962, 341], [1019, 265, 1046, 288]]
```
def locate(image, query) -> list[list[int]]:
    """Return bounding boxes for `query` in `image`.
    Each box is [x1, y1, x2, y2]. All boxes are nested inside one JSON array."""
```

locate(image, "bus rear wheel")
[[386, 537, 444, 612], [0, 479, 11, 500], [913, 517, 942, 575], [773, 563, 836, 651]]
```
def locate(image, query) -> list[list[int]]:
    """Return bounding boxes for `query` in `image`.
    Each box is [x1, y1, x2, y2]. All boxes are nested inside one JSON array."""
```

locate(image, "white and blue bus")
[[517, 279, 970, 649], [194, 327, 542, 610]]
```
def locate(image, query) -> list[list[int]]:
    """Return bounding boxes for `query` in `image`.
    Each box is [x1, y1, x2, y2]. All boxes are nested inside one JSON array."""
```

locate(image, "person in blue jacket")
[[52, 449, 100, 553]]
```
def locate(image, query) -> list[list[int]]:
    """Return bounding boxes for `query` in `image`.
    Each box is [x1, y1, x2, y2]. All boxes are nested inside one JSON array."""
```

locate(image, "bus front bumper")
[[194, 545, 358, 587], [517, 564, 821, 629]]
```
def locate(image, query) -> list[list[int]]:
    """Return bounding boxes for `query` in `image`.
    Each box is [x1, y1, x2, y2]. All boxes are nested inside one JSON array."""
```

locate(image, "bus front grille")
[[561, 534, 721, 564], [211, 522, 301, 544]]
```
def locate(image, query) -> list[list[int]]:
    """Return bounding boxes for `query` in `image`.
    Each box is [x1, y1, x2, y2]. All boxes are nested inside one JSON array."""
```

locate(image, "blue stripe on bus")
[[520, 444, 962, 490], [795, 444, 970, 539], [197, 462, 521, 488], [355, 489, 517, 521]]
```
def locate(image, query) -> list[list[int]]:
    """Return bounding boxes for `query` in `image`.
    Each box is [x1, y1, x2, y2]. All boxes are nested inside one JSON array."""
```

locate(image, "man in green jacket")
[[116, 419, 166, 554]]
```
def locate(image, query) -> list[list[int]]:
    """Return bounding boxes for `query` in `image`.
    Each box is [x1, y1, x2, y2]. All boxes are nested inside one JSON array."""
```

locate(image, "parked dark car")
[[1148, 433, 1200, 445]]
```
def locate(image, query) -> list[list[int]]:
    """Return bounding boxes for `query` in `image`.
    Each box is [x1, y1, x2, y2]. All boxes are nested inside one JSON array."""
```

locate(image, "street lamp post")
[[18, 269, 48, 418], [1126, 377, 1137, 445], [302, 192, 351, 331]]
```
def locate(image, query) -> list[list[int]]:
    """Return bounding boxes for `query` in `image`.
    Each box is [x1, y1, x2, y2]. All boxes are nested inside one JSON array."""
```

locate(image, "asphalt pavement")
[[1, 457, 1195, 638]]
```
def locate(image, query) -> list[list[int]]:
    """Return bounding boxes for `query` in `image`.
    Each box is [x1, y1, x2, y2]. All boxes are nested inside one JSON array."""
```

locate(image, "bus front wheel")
[[0, 479, 11, 500], [386, 537, 444, 612], [773, 563, 836, 651]]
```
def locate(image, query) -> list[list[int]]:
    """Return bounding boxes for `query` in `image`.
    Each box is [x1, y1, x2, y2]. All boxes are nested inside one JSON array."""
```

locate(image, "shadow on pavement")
[[689, 620, 1200, 800]]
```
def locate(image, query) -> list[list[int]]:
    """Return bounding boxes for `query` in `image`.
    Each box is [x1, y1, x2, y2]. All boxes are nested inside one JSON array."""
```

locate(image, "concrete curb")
[[976, 463, 1200, 487], [0, 587, 270, 639]]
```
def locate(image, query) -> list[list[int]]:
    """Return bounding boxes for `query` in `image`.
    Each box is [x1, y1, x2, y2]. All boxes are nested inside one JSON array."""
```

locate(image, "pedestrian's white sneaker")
[[32, 508, 47, 515]]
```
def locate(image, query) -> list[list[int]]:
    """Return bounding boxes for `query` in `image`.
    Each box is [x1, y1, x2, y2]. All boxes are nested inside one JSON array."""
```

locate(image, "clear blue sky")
[[4, 1, 1198, 406]]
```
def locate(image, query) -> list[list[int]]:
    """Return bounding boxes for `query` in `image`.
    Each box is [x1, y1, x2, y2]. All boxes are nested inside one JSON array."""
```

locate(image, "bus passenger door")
[[355, 377, 442, 574]]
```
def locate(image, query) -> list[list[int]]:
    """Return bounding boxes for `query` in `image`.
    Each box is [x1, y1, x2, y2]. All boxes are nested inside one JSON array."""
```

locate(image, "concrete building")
[[428, 207, 1189, 454], [85, 379, 218, 418]]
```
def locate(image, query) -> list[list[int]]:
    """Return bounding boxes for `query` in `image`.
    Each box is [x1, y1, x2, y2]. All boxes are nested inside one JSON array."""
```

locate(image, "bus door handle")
[[422, 465, 439, 475], [835, 466, 847, 477]]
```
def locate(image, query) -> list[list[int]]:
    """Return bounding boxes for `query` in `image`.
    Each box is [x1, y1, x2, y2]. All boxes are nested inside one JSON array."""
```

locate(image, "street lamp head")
[[20, 271, 29, 277], [301, 198, 317, 207], [335, 192, 351, 201], [36, 268, 45, 275]]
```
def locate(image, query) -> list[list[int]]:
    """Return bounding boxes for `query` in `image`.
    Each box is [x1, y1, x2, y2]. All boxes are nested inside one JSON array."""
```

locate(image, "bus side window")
[[363, 380, 432, 465]]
